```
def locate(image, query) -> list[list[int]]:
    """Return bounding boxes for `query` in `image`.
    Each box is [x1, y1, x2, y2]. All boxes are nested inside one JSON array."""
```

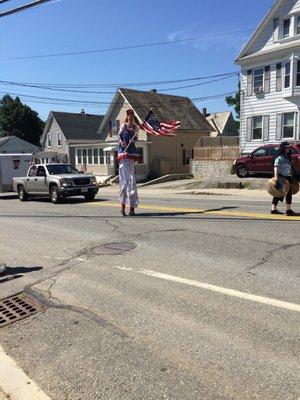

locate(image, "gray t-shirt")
[[274, 155, 292, 177]]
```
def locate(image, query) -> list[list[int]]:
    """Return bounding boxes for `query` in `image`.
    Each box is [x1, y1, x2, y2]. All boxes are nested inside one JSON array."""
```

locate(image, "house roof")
[[0, 135, 39, 153], [119, 88, 213, 131], [42, 111, 104, 144], [236, 0, 284, 62], [99, 88, 213, 133], [206, 112, 232, 134]]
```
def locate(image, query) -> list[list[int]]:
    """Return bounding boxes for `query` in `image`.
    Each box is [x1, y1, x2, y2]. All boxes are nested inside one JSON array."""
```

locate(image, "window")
[[99, 148, 105, 164], [252, 147, 266, 157], [252, 116, 263, 140], [282, 113, 295, 138], [82, 149, 87, 165], [283, 18, 290, 37], [36, 166, 46, 177], [276, 63, 282, 91], [47, 133, 52, 147], [112, 120, 119, 135], [266, 146, 279, 156], [182, 149, 193, 166], [76, 149, 82, 164], [284, 62, 291, 88], [253, 68, 264, 92], [93, 149, 99, 164], [57, 132, 62, 147], [296, 16, 300, 35], [136, 147, 144, 164], [28, 166, 37, 177], [88, 149, 93, 164], [297, 61, 300, 87]]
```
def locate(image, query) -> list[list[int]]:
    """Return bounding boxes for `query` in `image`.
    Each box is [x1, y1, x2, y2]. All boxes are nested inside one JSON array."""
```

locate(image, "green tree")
[[225, 82, 240, 129], [0, 95, 45, 145]]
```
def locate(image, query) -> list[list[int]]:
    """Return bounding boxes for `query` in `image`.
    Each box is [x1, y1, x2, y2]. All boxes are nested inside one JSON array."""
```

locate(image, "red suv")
[[233, 142, 300, 179]]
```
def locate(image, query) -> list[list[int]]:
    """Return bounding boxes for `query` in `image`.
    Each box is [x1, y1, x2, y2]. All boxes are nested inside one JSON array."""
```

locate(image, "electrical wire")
[[0, 0, 52, 17], [0, 29, 253, 60]]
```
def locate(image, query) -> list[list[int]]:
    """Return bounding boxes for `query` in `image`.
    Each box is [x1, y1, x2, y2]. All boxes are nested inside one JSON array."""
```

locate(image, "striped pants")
[[119, 159, 138, 208]]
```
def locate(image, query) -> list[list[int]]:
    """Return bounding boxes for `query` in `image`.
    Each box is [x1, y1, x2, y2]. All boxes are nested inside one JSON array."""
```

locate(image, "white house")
[[236, 0, 300, 154]]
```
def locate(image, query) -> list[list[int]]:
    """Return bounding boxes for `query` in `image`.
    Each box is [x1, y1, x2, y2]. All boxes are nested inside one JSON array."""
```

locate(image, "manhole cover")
[[92, 242, 136, 255], [0, 292, 42, 328]]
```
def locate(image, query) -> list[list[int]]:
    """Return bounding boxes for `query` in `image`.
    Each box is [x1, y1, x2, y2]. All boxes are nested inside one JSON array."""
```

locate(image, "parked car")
[[13, 163, 99, 204], [232, 142, 300, 180]]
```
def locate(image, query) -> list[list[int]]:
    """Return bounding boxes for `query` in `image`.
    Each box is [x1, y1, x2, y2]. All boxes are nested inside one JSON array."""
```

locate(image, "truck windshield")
[[46, 164, 78, 175]]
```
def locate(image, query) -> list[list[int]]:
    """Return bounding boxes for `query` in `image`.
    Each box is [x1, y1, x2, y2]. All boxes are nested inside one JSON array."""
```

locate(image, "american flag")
[[140, 110, 180, 136]]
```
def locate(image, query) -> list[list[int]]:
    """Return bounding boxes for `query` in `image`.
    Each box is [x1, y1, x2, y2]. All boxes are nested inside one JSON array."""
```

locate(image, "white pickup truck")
[[12, 163, 98, 204]]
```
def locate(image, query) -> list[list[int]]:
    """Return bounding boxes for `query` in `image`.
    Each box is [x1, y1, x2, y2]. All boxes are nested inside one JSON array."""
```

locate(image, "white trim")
[[282, 112, 297, 139]]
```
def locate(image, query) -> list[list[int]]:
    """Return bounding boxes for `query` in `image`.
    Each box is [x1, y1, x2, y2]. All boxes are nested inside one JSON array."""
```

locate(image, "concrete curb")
[[0, 345, 51, 400]]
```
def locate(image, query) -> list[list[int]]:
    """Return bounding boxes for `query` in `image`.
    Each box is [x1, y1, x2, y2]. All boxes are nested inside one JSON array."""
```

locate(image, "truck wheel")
[[236, 165, 248, 178], [84, 192, 96, 201], [50, 186, 60, 204], [18, 185, 28, 201]]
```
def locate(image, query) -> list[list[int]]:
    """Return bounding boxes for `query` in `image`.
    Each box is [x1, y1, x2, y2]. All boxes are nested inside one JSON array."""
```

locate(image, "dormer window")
[[283, 18, 290, 37]]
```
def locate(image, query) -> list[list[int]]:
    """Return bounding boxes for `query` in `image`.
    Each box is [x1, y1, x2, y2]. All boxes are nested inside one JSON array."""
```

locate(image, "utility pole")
[[0, 0, 52, 18]]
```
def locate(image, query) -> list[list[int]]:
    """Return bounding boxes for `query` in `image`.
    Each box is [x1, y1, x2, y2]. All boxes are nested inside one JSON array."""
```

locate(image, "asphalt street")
[[0, 188, 299, 400]]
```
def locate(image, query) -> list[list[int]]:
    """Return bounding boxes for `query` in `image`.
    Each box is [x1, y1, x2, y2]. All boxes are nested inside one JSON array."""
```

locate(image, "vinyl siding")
[[240, 55, 300, 153], [246, 0, 300, 55]]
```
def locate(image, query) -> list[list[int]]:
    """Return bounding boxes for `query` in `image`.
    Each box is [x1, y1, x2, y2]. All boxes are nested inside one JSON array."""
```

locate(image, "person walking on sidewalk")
[[117, 109, 140, 217], [271, 141, 296, 216]]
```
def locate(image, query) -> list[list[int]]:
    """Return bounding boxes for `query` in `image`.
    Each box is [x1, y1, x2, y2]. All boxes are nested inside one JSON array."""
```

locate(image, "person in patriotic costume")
[[117, 108, 140, 216]]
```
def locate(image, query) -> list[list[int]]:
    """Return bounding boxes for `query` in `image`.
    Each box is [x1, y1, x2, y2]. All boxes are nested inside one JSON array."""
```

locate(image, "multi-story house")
[[236, 0, 300, 153]]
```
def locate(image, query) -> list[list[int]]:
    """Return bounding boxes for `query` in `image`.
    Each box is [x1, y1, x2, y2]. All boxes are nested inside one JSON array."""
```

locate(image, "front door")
[[250, 147, 267, 173]]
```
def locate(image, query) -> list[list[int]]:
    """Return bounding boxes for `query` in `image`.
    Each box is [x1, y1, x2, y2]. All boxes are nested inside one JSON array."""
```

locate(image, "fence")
[[193, 146, 240, 161]]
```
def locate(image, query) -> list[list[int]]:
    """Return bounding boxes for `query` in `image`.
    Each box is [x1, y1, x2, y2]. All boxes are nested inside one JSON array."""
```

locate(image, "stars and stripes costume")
[[117, 121, 139, 209]]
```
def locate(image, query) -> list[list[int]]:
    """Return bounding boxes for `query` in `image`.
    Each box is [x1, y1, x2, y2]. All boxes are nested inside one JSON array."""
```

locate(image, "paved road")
[[0, 190, 299, 400]]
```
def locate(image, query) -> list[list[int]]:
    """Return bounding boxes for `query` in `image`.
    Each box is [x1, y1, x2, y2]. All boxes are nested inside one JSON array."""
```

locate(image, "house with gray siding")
[[236, 0, 300, 154], [40, 111, 104, 166]]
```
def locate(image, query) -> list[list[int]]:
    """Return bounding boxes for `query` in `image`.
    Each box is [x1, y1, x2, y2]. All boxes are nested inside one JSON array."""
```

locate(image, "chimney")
[[150, 89, 157, 93], [80, 109, 85, 114], [202, 108, 208, 117]]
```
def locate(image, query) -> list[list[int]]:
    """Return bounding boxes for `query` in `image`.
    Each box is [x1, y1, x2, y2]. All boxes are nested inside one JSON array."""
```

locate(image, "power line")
[[0, 73, 238, 94], [0, 0, 52, 17], [0, 90, 237, 107], [0, 29, 253, 60], [0, 0, 13, 4]]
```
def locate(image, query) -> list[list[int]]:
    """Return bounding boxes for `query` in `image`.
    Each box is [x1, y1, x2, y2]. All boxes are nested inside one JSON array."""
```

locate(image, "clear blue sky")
[[0, 0, 275, 121]]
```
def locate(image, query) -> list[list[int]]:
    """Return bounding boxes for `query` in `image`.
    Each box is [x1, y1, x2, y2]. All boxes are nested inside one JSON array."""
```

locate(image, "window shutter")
[[246, 117, 252, 142], [276, 114, 282, 140], [276, 63, 282, 91], [109, 121, 112, 137], [264, 66, 270, 93], [117, 119, 120, 134], [263, 115, 269, 141], [273, 18, 279, 42], [295, 112, 299, 140], [247, 70, 253, 96]]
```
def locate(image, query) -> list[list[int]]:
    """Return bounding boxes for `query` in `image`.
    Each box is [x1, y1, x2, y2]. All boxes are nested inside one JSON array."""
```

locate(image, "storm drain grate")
[[0, 292, 42, 328]]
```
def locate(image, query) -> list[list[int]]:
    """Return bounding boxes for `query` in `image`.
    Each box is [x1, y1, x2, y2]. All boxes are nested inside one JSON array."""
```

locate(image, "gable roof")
[[236, 0, 284, 62], [0, 135, 39, 153], [42, 111, 104, 144], [99, 88, 213, 133], [206, 112, 232, 134]]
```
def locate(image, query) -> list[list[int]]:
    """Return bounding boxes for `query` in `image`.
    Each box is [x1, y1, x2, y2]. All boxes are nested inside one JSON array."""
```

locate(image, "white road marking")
[[0, 345, 51, 400], [113, 266, 300, 313]]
